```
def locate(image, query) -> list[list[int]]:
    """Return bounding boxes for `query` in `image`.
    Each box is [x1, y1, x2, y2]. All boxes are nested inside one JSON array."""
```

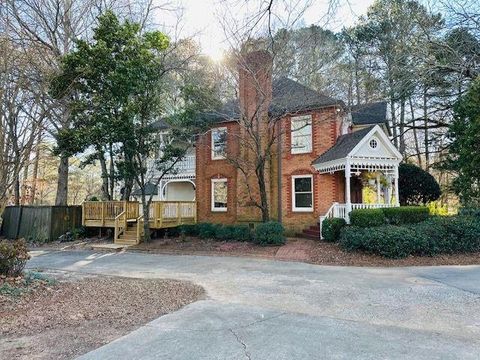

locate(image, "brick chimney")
[[238, 50, 273, 123], [236, 50, 274, 222]]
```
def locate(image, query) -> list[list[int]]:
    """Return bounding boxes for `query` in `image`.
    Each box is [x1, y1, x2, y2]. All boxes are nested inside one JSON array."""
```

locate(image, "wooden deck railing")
[[82, 201, 196, 229], [83, 201, 139, 227]]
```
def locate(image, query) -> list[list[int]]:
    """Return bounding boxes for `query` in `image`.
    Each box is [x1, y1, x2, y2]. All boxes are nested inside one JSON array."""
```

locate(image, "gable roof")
[[131, 182, 158, 197], [270, 77, 342, 115], [207, 77, 343, 123], [351, 102, 387, 125], [312, 126, 375, 165], [150, 118, 170, 131]]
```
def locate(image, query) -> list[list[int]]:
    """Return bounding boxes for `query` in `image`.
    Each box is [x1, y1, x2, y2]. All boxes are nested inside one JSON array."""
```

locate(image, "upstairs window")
[[211, 127, 227, 160], [211, 178, 227, 212], [291, 115, 312, 154], [292, 175, 313, 212]]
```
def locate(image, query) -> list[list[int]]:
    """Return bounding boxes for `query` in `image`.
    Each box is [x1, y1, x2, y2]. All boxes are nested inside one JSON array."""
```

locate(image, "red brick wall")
[[196, 122, 239, 224], [196, 107, 346, 232], [280, 107, 343, 233]]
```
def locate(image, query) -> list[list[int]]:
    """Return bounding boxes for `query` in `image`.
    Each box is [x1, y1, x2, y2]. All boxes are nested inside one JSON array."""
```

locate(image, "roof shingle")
[[312, 126, 374, 165]]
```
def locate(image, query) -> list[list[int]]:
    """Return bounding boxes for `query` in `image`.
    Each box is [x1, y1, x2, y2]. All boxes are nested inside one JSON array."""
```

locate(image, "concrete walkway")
[[28, 250, 480, 360]]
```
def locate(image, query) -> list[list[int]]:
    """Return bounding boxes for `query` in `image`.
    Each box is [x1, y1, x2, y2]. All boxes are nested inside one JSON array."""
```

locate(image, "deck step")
[[119, 235, 138, 240], [115, 241, 138, 246]]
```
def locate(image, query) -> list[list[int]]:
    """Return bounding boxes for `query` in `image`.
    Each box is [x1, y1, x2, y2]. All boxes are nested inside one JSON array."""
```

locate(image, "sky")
[[157, 0, 376, 60]]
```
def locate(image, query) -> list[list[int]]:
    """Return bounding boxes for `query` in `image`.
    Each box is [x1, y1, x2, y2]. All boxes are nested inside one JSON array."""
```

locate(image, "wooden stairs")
[[115, 222, 142, 246]]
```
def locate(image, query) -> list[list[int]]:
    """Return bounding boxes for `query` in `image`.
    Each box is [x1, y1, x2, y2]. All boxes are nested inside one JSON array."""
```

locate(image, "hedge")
[[350, 206, 429, 227], [339, 216, 480, 259], [321, 218, 347, 242], [254, 221, 285, 246], [180, 223, 252, 242], [350, 209, 385, 227], [382, 206, 430, 225]]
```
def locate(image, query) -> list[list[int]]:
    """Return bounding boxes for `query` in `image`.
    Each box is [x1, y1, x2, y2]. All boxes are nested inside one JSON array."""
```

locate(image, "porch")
[[82, 201, 196, 245], [312, 125, 402, 238]]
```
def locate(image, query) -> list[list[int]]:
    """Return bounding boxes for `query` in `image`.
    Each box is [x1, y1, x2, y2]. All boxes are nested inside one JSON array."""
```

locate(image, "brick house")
[[195, 50, 402, 237]]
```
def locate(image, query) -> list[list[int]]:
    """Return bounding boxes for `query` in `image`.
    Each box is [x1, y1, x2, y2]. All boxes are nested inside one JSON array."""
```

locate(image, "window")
[[211, 178, 227, 211], [369, 138, 378, 149], [291, 115, 312, 154], [211, 127, 227, 159], [292, 175, 313, 212]]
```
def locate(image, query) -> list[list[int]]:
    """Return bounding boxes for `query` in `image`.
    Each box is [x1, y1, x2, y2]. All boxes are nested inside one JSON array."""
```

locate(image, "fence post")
[[101, 202, 105, 227]]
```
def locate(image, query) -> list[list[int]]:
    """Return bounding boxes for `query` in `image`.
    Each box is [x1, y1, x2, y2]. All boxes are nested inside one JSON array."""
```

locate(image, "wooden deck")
[[82, 201, 196, 245]]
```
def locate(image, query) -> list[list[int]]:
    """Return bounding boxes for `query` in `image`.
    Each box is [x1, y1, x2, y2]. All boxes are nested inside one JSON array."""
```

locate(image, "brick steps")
[[298, 223, 321, 240]]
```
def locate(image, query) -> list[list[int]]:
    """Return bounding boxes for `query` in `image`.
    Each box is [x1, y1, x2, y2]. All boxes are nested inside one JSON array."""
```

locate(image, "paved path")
[[28, 250, 480, 360]]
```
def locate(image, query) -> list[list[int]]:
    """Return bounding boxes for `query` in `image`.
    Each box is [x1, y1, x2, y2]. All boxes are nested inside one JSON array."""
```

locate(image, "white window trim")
[[292, 175, 314, 212], [211, 127, 227, 160], [211, 178, 228, 212], [290, 115, 313, 154]]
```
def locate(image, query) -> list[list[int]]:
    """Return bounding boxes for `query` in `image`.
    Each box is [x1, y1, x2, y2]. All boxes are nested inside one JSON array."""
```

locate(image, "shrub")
[[340, 225, 417, 259], [350, 209, 385, 227], [254, 221, 285, 246], [382, 206, 429, 225], [197, 223, 220, 239], [399, 163, 441, 205], [215, 225, 235, 241], [459, 207, 480, 217], [230, 225, 252, 242], [322, 218, 346, 242], [178, 224, 199, 237], [340, 215, 480, 259], [0, 239, 30, 277]]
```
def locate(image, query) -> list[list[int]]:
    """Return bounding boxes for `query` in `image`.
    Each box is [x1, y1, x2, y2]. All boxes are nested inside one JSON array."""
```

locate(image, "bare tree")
[[2, 0, 172, 205], [0, 37, 42, 217]]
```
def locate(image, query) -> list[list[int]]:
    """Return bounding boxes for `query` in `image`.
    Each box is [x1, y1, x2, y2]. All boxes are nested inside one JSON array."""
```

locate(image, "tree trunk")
[[98, 152, 110, 200], [141, 195, 151, 242], [20, 163, 29, 205], [14, 176, 20, 206], [30, 132, 42, 204], [256, 161, 269, 222], [55, 155, 69, 205], [423, 86, 429, 169], [109, 143, 115, 200], [390, 99, 398, 148], [399, 99, 406, 155], [409, 97, 422, 168], [354, 57, 361, 105]]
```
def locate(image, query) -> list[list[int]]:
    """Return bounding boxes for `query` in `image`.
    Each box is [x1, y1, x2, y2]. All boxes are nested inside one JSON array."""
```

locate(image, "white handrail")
[[319, 202, 397, 239]]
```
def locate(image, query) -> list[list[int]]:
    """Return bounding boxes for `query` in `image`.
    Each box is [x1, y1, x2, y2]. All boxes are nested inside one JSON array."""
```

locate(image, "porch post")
[[394, 165, 400, 207], [376, 173, 381, 204], [386, 175, 392, 205], [345, 160, 352, 222]]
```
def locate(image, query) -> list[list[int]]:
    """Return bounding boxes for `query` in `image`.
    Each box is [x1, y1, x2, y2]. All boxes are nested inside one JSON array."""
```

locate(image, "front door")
[[350, 176, 363, 203]]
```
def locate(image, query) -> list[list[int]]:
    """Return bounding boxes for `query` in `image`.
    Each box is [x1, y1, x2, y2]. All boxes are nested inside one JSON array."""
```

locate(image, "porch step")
[[297, 232, 319, 240], [115, 240, 138, 246], [119, 234, 138, 240]]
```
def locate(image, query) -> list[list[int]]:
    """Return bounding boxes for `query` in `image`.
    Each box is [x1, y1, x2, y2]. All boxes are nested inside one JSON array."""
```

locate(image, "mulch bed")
[[131, 237, 480, 267], [131, 237, 281, 258], [0, 271, 204, 360], [308, 241, 480, 267], [32, 236, 480, 267]]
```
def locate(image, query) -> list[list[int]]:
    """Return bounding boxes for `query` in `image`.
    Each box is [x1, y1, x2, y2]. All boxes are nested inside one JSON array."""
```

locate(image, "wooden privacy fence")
[[1, 206, 82, 241]]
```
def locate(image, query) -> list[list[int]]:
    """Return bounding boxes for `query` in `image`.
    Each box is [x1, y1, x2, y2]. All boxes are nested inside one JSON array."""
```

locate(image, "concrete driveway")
[[28, 250, 480, 359]]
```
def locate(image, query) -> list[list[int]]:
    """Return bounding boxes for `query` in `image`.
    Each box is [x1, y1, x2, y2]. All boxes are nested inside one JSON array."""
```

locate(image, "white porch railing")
[[174, 155, 195, 173], [319, 202, 396, 239], [351, 203, 393, 210]]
